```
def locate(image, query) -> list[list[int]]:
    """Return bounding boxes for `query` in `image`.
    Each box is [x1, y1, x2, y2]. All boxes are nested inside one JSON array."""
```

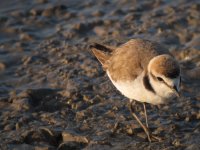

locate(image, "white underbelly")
[[107, 71, 164, 105]]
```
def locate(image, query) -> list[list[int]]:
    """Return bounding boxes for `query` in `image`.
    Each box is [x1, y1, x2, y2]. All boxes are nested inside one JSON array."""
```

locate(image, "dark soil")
[[0, 0, 200, 149]]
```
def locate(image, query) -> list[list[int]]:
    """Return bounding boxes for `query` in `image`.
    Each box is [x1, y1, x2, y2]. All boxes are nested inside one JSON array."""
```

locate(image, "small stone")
[[4, 124, 15, 131], [126, 127, 134, 135], [16, 122, 21, 130], [35, 145, 55, 150], [3, 27, 17, 34], [71, 103, 78, 110], [103, 19, 113, 25], [42, 8, 54, 17], [14, 42, 25, 51], [10, 10, 23, 17], [62, 131, 88, 143], [152, 126, 165, 135], [0, 62, 6, 71], [105, 110, 115, 118], [93, 26, 106, 36], [66, 79, 79, 93], [185, 116, 190, 122], [62, 30, 75, 38], [76, 111, 85, 120], [92, 10, 104, 17], [30, 9, 41, 16], [12, 98, 31, 110], [172, 139, 181, 147], [20, 33, 33, 41], [72, 23, 85, 31], [137, 132, 147, 140]]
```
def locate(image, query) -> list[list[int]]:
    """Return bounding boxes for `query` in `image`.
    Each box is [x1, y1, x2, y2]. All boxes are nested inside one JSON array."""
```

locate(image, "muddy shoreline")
[[0, 0, 200, 149]]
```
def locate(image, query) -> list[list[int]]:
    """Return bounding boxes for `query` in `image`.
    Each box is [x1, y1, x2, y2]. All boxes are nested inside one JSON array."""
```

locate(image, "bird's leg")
[[129, 100, 152, 142], [129, 100, 163, 142], [143, 103, 149, 128]]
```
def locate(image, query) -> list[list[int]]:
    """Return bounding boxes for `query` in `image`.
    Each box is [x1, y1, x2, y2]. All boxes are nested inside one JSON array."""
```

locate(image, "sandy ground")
[[0, 0, 200, 149]]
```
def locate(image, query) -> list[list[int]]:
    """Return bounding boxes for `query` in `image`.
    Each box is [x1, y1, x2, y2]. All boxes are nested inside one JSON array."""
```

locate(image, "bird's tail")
[[90, 43, 114, 69], [89, 43, 114, 53]]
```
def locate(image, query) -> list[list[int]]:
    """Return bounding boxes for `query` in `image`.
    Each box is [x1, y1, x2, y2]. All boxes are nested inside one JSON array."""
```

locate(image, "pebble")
[[11, 98, 31, 110], [4, 124, 15, 131], [42, 8, 54, 17], [0, 62, 6, 70], [126, 127, 134, 135], [3, 27, 17, 34], [10, 10, 24, 17], [30, 8, 42, 16], [15, 122, 21, 130], [172, 139, 181, 147], [35, 145, 55, 150], [136, 132, 147, 140], [93, 26, 106, 36], [62, 131, 89, 143], [20, 33, 33, 41], [92, 10, 104, 17]]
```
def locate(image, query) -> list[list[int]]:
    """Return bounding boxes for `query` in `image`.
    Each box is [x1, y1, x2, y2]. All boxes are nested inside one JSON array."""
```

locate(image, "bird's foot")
[[142, 127, 164, 142], [149, 133, 164, 142]]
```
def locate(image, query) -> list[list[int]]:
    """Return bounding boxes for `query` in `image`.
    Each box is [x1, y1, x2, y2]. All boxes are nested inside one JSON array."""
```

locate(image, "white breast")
[[107, 71, 165, 105]]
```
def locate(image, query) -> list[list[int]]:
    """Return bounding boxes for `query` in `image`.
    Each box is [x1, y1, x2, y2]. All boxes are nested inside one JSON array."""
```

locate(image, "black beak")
[[164, 83, 180, 97], [171, 85, 180, 97]]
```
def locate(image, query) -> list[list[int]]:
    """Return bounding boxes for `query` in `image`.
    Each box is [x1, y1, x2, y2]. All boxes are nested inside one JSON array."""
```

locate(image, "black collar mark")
[[143, 74, 156, 94]]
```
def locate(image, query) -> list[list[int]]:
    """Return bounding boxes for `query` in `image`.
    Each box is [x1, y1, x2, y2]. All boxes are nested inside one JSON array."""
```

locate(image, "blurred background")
[[0, 0, 200, 149]]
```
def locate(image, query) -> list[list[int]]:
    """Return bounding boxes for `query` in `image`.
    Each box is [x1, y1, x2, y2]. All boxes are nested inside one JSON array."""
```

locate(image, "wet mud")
[[0, 0, 200, 149]]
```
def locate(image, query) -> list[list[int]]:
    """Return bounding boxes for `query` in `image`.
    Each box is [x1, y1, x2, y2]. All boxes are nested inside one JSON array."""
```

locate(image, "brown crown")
[[151, 55, 180, 78]]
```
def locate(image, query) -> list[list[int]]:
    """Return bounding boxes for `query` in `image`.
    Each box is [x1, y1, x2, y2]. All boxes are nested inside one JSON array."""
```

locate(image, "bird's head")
[[147, 54, 181, 100]]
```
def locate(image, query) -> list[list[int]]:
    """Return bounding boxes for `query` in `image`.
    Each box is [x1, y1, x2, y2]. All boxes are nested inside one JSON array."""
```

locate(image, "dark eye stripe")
[[150, 72, 170, 88]]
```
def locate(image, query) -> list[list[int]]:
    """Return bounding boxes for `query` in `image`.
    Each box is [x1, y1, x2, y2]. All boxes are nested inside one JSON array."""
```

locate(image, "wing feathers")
[[90, 43, 112, 69], [90, 43, 114, 53]]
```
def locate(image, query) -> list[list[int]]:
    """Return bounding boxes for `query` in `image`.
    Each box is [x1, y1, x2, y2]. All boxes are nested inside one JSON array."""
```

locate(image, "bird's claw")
[[149, 134, 164, 142]]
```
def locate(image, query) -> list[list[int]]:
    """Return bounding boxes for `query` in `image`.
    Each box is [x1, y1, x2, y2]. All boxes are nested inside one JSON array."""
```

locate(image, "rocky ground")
[[0, 0, 200, 149]]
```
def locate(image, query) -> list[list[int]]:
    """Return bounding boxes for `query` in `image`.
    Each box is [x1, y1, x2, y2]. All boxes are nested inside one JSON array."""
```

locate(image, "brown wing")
[[107, 39, 170, 81]]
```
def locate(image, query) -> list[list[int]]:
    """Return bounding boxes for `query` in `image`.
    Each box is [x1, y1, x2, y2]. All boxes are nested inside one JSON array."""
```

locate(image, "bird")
[[90, 39, 181, 142]]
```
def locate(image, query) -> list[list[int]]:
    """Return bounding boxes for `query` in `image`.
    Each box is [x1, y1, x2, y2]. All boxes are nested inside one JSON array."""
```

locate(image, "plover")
[[90, 39, 181, 142]]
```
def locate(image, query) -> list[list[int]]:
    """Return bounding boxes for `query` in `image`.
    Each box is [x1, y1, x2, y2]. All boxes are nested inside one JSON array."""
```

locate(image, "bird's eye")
[[157, 77, 163, 81]]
